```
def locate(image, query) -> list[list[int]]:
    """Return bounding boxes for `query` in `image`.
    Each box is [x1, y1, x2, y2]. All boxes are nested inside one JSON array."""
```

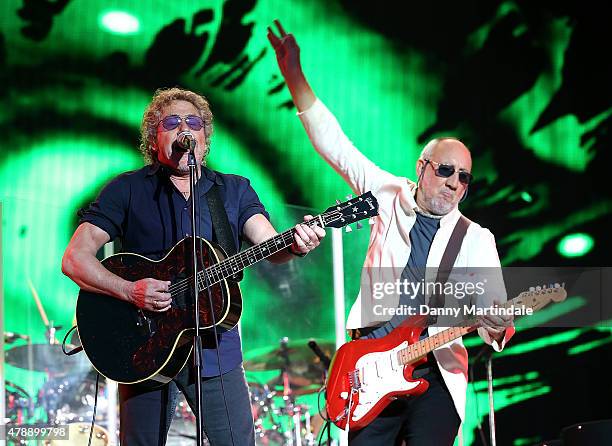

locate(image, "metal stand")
[[486, 355, 496, 446], [0, 202, 5, 426], [187, 148, 205, 446], [331, 227, 347, 446]]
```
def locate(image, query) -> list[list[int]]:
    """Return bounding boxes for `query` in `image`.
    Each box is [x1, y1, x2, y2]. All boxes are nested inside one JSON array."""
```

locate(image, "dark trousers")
[[119, 364, 255, 446], [348, 365, 461, 446]]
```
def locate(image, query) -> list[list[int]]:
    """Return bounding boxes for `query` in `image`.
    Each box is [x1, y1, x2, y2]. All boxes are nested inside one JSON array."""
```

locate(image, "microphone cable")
[[203, 268, 236, 446], [86, 373, 101, 446], [316, 386, 332, 446], [61, 325, 82, 356], [61, 325, 99, 446], [193, 166, 236, 446]]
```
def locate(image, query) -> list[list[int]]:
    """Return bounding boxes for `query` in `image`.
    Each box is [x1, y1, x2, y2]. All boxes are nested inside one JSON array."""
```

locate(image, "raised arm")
[[268, 20, 395, 195], [267, 19, 316, 113]]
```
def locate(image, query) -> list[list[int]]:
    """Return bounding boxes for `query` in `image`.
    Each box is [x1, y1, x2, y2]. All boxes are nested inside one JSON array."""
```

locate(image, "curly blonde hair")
[[139, 87, 214, 164]]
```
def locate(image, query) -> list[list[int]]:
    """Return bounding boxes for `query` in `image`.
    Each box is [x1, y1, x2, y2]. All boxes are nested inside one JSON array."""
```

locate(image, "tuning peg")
[[554, 283, 560, 288], [529, 287, 535, 292], [345, 225, 353, 233], [356, 222, 363, 230]]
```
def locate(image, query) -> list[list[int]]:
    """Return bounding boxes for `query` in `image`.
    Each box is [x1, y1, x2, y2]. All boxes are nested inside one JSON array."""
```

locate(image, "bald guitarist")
[[269, 21, 514, 445]]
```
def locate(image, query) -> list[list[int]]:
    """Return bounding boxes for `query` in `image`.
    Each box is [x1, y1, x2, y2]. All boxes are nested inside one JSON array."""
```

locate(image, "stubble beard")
[[423, 192, 456, 216]]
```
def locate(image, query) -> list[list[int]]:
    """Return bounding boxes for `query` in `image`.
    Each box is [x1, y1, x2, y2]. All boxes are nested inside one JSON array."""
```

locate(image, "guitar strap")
[[351, 215, 472, 339], [205, 182, 243, 281], [427, 215, 471, 324]]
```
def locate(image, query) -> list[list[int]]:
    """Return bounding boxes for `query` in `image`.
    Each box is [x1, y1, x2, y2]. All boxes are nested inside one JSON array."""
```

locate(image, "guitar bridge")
[[136, 310, 155, 336], [348, 369, 362, 390]]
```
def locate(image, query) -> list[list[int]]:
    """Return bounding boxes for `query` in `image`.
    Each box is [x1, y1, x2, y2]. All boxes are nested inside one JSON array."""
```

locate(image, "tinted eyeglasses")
[[158, 114, 205, 131], [424, 159, 473, 185]]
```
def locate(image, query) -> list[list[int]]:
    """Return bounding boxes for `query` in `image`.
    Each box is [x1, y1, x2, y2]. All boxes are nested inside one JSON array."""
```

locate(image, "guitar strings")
[[397, 289, 555, 364], [166, 197, 373, 298], [165, 209, 349, 298], [166, 210, 342, 297], [166, 225, 299, 297]]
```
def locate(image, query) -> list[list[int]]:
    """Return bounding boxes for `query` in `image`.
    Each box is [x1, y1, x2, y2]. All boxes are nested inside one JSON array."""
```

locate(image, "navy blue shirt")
[[366, 212, 440, 339], [79, 163, 269, 376]]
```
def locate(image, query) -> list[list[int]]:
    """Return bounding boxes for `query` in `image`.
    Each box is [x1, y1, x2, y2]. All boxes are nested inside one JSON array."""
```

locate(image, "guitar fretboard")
[[397, 288, 562, 365], [196, 213, 337, 289], [166, 192, 378, 299]]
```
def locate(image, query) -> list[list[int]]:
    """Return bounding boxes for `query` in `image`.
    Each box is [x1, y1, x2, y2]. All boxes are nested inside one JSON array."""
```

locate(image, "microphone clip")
[[175, 131, 196, 152]]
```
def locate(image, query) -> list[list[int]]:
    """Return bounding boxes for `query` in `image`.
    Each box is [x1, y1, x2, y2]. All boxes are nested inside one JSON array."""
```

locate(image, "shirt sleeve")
[[472, 228, 515, 351], [237, 178, 269, 238], [298, 99, 397, 196], [78, 175, 129, 240]]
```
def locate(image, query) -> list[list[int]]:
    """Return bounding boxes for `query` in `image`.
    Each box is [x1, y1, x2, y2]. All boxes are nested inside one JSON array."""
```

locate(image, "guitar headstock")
[[323, 191, 379, 229], [516, 283, 567, 311]]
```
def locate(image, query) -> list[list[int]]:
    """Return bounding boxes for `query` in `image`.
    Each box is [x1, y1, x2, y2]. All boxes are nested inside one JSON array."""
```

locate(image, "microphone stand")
[[470, 345, 496, 446], [187, 146, 205, 446], [486, 354, 496, 446]]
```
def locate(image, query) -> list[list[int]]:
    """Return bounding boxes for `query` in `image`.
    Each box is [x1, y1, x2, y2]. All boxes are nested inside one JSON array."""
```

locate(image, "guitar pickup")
[[348, 369, 362, 390], [135, 310, 155, 337]]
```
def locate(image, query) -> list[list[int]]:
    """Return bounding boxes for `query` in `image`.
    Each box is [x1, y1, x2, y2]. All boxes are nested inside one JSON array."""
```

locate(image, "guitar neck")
[[187, 190, 378, 291], [397, 289, 555, 365], [198, 215, 327, 288]]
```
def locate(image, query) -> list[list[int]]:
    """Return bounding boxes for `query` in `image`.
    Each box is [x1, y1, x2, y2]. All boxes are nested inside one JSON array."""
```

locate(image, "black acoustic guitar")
[[76, 192, 378, 387]]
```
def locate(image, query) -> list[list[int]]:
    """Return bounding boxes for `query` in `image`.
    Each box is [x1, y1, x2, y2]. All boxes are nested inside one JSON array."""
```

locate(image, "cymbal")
[[267, 376, 323, 396], [243, 339, 335, 373], [5, 343, 91, 374], [4, 332, 30, 344], [244, 339, 336, 387]]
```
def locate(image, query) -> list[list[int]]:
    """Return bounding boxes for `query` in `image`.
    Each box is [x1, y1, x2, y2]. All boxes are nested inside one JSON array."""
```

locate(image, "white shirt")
[[298, 99, 514, 420]]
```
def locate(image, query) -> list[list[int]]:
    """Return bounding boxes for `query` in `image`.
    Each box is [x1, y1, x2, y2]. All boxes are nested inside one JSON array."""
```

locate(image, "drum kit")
[[4, 280, 334, 445], [166, 337, 334, 446], [5, 330, 332, 446], [3, 329, 111, 445], [244, 337, 333, 445], [3, 281, 112, 445]]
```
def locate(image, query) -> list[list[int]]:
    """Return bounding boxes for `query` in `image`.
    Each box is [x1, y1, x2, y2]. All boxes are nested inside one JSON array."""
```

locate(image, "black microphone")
[[4, 332, 30, 343], [308, 339, 331, 369], [279, 336, 290, 365], [174, 131, 196, 151]]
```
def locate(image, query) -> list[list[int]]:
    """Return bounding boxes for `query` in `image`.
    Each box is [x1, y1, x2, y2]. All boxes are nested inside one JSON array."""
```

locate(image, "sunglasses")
[[158, 114, 205, 131], [424, 159, 473, 185]]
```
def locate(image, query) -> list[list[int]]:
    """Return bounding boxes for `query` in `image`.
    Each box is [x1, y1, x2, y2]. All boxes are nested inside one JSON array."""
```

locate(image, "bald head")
[[420, 137, 472, 170], [415, 137, 472, 215]]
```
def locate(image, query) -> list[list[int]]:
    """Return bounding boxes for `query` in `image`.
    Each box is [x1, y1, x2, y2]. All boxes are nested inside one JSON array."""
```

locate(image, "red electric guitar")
[[326, 284, 567, 430]]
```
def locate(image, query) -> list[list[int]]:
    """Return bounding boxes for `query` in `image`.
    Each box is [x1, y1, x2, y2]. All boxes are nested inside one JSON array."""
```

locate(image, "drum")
[[4, 381, 33, 425], [248, 381, 285, 445], [249, 381, 275, 422], [38, 373, 107, 424], [44, 423, 109, 446], [561, 419, 612, 446], [167, 393, 200, 445]]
